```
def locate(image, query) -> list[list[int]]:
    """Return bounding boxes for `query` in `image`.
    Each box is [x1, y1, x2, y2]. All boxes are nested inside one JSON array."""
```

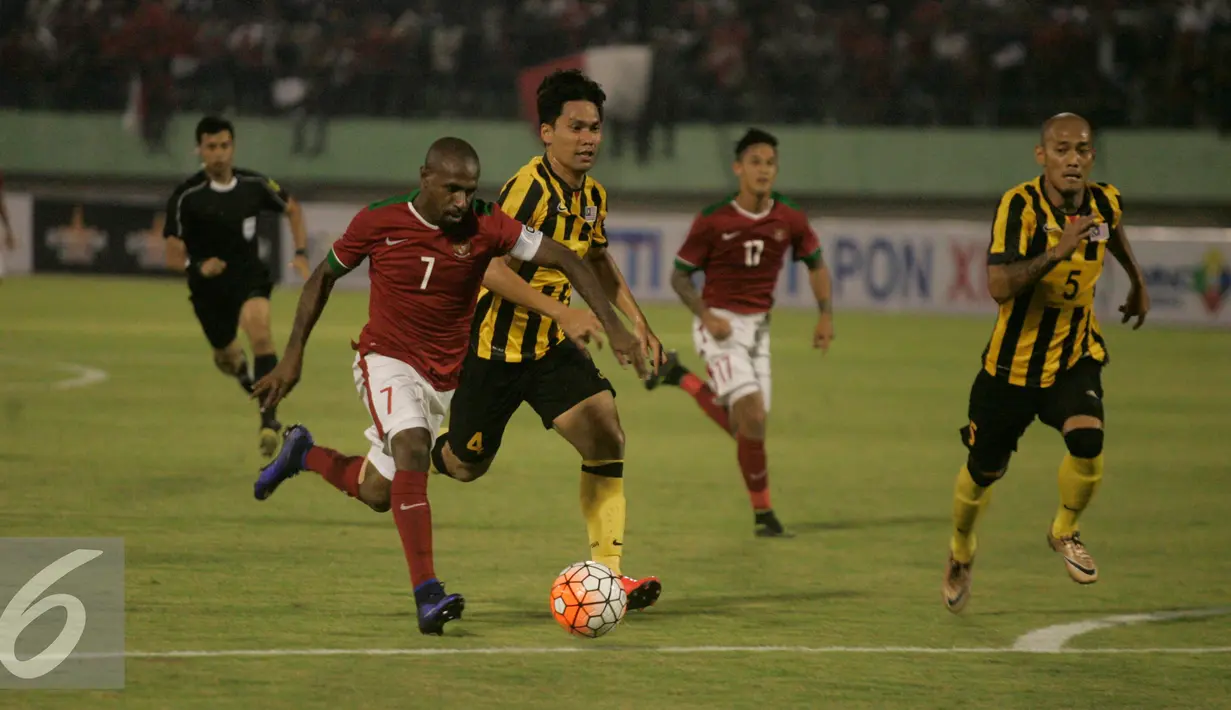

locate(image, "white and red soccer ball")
[[549, 561, 627, 638]]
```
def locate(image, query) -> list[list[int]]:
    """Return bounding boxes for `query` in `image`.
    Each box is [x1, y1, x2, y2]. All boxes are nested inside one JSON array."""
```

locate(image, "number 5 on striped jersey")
[[420, 256, 435, 289]]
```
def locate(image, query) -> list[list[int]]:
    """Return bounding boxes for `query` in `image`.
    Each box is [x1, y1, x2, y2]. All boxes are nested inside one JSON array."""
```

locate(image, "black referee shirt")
[[164, 168, 290, 289]]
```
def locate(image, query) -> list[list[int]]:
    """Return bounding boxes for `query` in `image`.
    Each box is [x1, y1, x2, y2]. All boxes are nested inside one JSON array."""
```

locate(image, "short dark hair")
[[735, 128, 778, 158], [195, 116, 235, 144], [537, 69, 606, 127]]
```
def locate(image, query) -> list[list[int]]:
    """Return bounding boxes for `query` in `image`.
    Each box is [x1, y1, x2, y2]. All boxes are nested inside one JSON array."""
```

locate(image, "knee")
[[213, 350, 237, 374], [593, 417, 625, 460], [966, 453, 1009, 487], [450, 459, 491, 483], [1064, 427, 1104, 459], [359, 462, 392, 512], [734, 402, 767, 438]]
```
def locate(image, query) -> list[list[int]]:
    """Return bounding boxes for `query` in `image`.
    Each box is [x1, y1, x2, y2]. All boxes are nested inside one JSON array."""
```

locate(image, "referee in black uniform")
[[163, 116, 311, 458]]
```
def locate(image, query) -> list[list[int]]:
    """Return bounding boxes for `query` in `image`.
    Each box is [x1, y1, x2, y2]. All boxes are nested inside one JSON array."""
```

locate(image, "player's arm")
[[482, 258, 570, 320], [791, 212, 834, 351], [504, 222, 644, 374], [803, 249, 835, 352], [670, 213, 712, 316], [162, 186, 190, 273], [1106, 201, 1149, 328], [986, 192, 1091, 304], [252, 257, 339, 409], [253, 213, 369, 408], [257, 173, 310, 279]]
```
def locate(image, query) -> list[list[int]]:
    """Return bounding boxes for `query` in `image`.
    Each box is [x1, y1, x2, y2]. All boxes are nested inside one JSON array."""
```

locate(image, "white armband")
[[508, 224, 544, 261]]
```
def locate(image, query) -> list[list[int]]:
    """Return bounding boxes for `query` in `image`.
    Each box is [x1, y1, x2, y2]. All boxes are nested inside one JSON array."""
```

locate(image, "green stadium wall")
[[1, 111, 1229, 202]]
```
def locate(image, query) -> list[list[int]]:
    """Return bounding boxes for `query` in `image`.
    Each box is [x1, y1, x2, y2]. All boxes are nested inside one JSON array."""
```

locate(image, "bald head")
[[416, 137, 481, 227], [1035, 112, 1095, 199], [424, 136, 480, 173], [1040, 112, 1091, 145]]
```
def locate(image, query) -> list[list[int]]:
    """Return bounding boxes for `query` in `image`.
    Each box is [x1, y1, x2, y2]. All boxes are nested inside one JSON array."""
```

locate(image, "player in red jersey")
[[250, 137, 642, 636], [645, 129, 835, 537]]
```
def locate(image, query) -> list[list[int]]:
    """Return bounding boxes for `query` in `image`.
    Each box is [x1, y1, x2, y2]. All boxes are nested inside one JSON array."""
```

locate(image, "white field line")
[[47, 644, 1231, 662], [0, 358, 109, 392], [1012, 607, 1231, 653]]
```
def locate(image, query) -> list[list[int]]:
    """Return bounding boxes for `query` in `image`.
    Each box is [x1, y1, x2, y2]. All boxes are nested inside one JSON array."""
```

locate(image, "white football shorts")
[[691, 308, 772, 411], [352, 352, 454, 481]]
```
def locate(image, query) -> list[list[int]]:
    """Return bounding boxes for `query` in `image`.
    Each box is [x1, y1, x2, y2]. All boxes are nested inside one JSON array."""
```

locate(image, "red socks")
[[737, 436, 771, 511], [391, 470, 435, 588], [680, 373, 731, 433], [305, 446, 363, 498]]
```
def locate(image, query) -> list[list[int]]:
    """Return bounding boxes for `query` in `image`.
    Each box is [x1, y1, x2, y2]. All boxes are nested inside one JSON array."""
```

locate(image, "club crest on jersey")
[[452, 240, 473, 258], [584, 205, 598, 223], [772, 228, 786, 242]]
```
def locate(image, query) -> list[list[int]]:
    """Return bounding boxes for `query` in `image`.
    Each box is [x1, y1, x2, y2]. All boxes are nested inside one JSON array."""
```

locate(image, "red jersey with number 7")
[[326, 192, 543, 391], [674, 193, 822, 314]]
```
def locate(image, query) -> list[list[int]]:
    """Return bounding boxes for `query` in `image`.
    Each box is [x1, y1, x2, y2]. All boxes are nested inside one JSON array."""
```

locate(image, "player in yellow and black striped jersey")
[[429, 69, 665, 612], [942, 113, 1151, 614], [471, 154, 609, 361]]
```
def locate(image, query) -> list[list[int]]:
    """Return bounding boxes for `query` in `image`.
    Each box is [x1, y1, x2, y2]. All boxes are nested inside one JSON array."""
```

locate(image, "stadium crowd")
[[2, 0, 1228, 131]]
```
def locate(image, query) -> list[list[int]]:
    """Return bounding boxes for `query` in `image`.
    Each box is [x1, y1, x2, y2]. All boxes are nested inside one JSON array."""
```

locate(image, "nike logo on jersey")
[[399, 502, 426, 511], [721, 231, 741, 241], [386, 238, 407, 246]]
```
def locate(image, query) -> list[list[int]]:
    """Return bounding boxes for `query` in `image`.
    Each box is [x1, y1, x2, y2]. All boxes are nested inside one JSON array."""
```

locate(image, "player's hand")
[[701, 310, 732, 341], [1119, 282, 1150, 330], [251, 358, 301, 411], [608, 324, 649, 379], [557, 308, 605, 353], [813, 312, 835, 354], [199, 257, 227, 278], [633, 318, 664, 375], [289, 254, 310, 280], [1052, 215, 1096, 261]]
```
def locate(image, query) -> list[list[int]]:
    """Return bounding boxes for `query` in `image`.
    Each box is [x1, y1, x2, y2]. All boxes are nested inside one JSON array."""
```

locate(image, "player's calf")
[[1050, 416, 1104, 583]]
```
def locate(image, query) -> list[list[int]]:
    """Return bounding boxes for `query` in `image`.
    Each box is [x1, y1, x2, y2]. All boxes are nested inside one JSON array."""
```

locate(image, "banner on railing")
[[30, 197, 282, 279], [284, 203, 1231, 328]]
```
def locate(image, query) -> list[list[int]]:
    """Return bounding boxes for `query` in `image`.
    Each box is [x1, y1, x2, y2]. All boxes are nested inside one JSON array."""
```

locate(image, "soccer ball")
[[549, 561, 627, 638]]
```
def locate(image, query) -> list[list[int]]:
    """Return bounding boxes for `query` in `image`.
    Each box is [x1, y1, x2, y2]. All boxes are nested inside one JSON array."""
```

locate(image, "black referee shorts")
[[189, 276, 274, 350], [446, 340, 616, 463]]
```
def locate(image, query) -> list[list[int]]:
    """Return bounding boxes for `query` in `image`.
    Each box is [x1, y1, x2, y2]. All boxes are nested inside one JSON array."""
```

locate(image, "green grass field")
[[2, 276, 1230, 709]]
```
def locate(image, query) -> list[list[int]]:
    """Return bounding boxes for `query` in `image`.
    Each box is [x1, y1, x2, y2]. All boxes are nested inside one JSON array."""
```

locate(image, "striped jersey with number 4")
[[326, 192, 535, 391], [674, 192, 822, 314], [982, 176, 1123, 388]]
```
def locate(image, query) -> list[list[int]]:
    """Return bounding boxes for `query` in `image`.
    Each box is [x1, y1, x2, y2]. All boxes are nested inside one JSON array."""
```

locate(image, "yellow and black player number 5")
[[1063, 269, 1081, 300]]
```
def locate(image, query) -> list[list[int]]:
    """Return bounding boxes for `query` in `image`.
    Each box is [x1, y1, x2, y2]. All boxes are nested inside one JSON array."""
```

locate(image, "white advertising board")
[[1, 192, 34, 276]]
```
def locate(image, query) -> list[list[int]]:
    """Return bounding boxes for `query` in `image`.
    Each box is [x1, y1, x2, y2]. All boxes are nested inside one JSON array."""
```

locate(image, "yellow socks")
[[580, 460, 625, 576], [1052, 453, 1104, 538], [951, 465, 992, 563]]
